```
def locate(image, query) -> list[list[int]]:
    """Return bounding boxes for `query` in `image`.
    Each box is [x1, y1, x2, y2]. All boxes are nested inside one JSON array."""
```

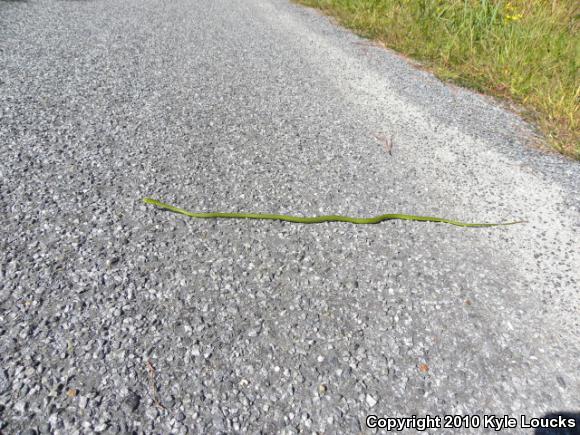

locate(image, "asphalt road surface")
[[1, 0, 579, 433]]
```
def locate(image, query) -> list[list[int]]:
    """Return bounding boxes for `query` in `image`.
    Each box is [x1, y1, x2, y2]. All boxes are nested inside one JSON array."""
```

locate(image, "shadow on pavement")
[[535, 412, 580, 435]]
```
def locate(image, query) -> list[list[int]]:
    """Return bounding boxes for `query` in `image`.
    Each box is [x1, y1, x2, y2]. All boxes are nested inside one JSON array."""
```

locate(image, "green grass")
[[296, 0, 579, 159]]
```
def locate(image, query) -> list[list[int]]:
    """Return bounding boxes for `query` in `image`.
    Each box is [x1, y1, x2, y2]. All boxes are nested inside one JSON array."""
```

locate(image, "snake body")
[[143, 198, 523, 227]]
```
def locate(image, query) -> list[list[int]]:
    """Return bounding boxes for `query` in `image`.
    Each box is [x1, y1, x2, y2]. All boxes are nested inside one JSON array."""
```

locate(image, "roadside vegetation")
[[296, 0, 579, 159]]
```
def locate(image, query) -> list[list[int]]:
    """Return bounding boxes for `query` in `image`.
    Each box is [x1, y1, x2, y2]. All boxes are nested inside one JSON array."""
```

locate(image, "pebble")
[[365, 394, 378, 408], [123, 392, 141, 413]]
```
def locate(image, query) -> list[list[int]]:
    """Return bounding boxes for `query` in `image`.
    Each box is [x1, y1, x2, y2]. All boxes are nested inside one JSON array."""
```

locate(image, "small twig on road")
[[374, 133, 395, 156], [146, 360, 166, 410]]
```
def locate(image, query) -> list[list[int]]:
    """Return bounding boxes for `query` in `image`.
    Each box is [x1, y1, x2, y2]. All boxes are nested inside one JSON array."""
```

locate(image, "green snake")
[[143, 198, 523, 227]]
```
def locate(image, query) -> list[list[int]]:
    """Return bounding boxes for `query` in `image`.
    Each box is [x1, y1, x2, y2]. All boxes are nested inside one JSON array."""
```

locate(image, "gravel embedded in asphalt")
[[1, 0, 579, 433]]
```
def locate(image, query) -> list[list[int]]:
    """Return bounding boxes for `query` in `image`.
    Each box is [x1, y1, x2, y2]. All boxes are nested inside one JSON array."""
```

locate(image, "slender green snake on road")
[[143, 198, 523, 227]]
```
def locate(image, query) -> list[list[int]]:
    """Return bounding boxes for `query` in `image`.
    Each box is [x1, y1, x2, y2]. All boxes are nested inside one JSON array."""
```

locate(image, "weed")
[[296, 0, 579, 158]]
